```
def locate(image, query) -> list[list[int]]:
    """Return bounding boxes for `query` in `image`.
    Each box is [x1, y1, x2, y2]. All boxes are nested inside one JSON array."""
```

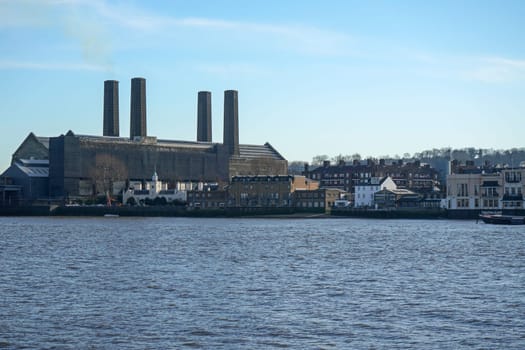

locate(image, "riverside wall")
[[331, 208, 448, 219], [332, 208, 525, 219], [2, 206, 524, 219], [0, 205, 324, 218]]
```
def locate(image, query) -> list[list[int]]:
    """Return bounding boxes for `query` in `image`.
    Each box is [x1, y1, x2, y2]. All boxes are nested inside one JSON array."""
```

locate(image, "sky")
[[1, 0, 524, 171]]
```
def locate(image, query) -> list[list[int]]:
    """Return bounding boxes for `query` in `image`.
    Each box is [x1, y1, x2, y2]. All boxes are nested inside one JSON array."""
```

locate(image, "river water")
[[0, 217, 524, 349]]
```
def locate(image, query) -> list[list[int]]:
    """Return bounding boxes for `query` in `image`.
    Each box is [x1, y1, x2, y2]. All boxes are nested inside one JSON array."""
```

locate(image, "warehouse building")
[[4, 78, 288, 202]]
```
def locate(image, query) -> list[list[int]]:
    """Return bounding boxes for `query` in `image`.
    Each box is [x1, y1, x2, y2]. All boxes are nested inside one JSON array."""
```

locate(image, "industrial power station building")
[[2, 78, 288, 203]]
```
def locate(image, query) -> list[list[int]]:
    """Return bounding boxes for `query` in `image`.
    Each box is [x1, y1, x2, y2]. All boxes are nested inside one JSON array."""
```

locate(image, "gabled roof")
[[36, 136, 50, 149], [12, 132, 50, 163]]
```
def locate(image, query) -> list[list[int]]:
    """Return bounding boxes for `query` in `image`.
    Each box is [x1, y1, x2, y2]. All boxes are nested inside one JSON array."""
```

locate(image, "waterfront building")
[[294, 188, 346, 211], [227, 175, 318, 208], [0, 159, 49, 205], [123, 172, 186, 205], [446, 162, 525, 212], [354, 176, 396, 208], [304, 159, 441, 200], [446, 171, 501, 210], [501, 168, 524, 209], [2, 79, 287, 203], [186, 190, 227, 209], [0, 177, 22, 207], [374, 188, 420, 209]]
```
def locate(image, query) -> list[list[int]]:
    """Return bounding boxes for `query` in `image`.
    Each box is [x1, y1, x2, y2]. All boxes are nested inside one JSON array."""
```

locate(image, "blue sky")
[[1, 0, 524, 171]]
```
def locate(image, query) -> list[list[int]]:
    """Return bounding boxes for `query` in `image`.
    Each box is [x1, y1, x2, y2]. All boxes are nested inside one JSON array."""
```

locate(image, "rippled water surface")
[[1, 217, 524, 349]]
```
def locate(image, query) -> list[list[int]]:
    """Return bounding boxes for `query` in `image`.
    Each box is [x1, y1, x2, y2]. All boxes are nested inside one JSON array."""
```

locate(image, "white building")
[[123, 172, 186, 205], [354, 176, 397, 208]]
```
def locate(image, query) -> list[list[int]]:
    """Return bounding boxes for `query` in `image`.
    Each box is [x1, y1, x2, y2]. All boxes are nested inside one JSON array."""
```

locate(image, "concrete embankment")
[[0, 206, 55, 216], [332, 208, 525, 220], [331, 208, 448, 219], [1, 205, 325, 218], [4, 206, 523, 220]]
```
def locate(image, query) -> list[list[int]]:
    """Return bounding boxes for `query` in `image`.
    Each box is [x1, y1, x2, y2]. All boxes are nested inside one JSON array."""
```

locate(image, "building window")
[[457, 183, 468, 197], [457, 199, 469, 208]]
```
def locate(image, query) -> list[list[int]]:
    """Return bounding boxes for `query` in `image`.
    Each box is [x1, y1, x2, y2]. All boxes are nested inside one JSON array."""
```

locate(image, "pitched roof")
[[14, 162, 49, 177], [36, 136, 50, 149], [12, 132, 50, 162], [239, 143, 286, 160], [69, 132, 286, 161]]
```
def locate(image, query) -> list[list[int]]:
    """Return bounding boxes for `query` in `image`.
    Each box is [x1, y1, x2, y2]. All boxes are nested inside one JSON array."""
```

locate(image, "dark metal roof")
[[18, 159, 49, 167], [69, 133, 286, 161], [239, 143, 285, 160]]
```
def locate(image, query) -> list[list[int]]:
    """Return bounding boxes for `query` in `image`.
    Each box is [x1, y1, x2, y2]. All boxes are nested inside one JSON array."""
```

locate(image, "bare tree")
[[331, 154, 345, 163], [311, 155, 329, 166], [89, 153, 128, 200]]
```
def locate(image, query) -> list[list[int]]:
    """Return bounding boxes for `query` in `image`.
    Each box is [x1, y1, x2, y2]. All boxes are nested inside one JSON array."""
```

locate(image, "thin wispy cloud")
[[463, 57, 525, 83], [2, 0, 523, 85], [194, 62, 271, 78], [1, 0, 352, 56], [382, 48, 525, 84], [90, 1, 352, 56], [171, 16, 350, 52], [0, 60, 109, 71]]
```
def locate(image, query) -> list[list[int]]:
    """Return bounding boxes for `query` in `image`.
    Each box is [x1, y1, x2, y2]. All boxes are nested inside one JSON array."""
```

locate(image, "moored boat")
[[479, 214, 525, 225]]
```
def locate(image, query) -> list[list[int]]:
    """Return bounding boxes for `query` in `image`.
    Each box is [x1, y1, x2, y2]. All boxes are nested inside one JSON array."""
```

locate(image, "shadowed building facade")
[[8, 78, 288, 199]]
